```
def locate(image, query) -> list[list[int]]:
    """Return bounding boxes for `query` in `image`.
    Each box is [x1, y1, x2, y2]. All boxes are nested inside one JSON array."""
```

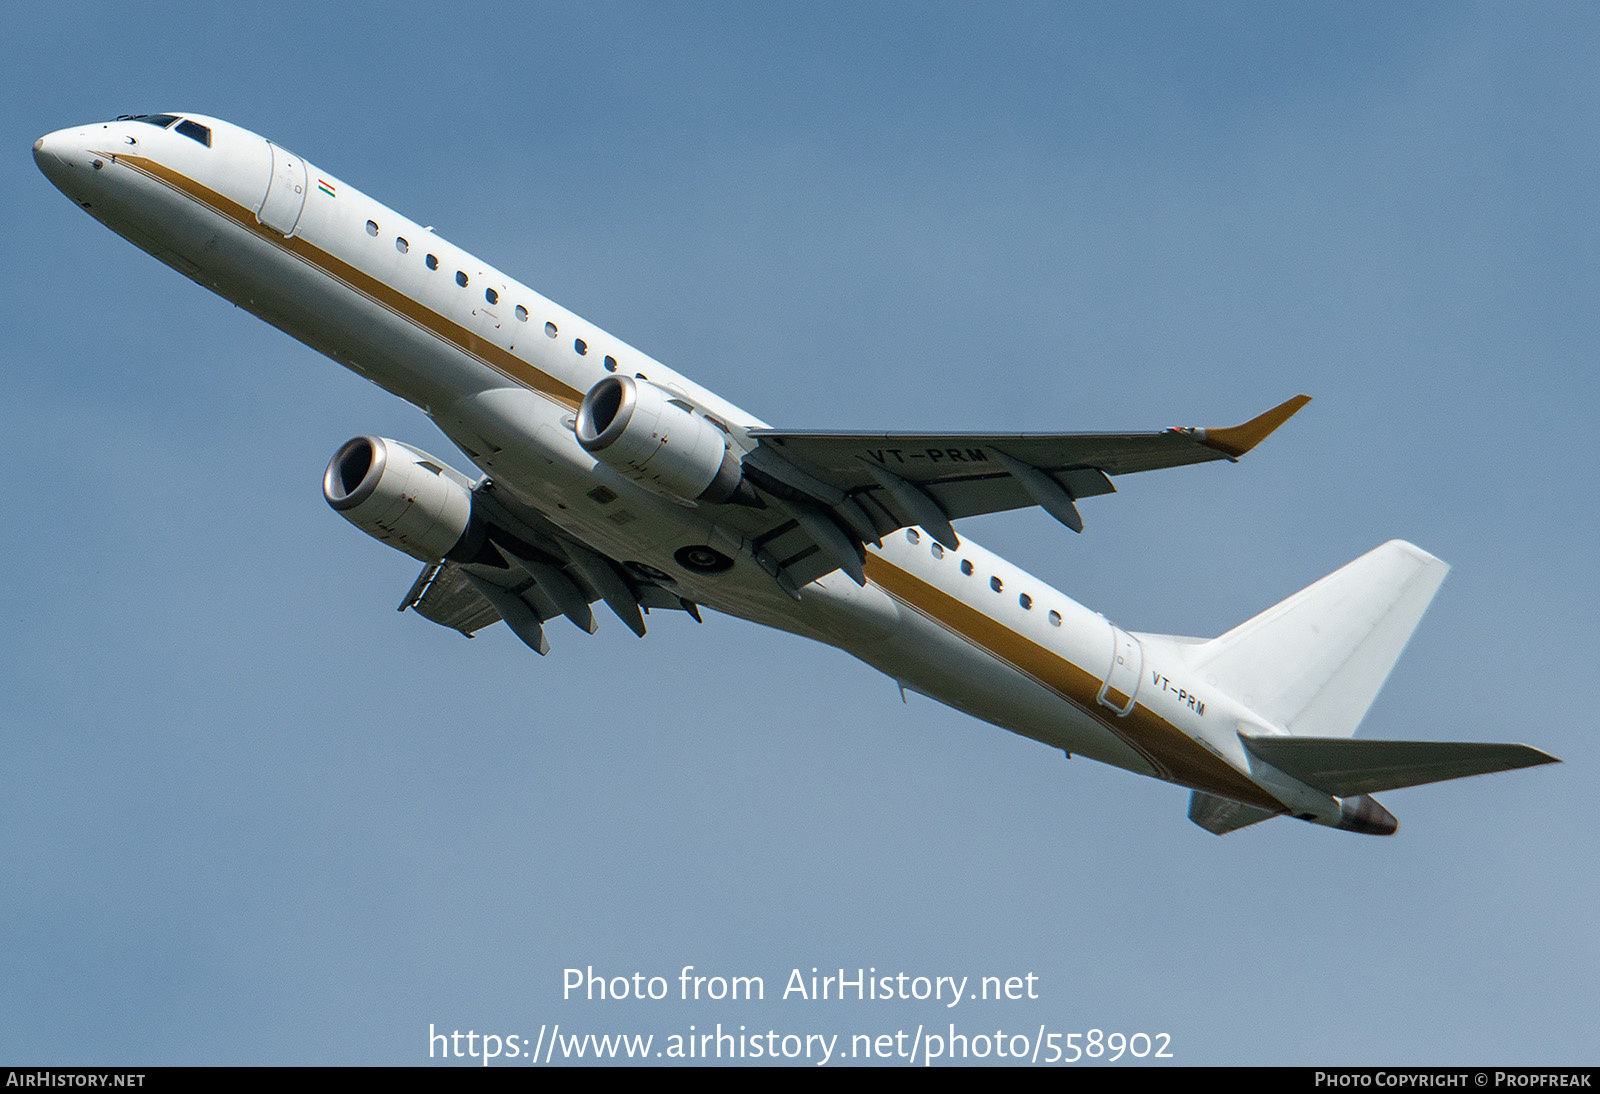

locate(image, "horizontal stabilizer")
[[1188, 791, 1280, 835], [1241, 735, 1560, 798]]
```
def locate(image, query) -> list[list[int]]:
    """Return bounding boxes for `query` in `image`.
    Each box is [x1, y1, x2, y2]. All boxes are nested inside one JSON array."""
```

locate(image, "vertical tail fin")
[[1193, 540, 1450, 738]]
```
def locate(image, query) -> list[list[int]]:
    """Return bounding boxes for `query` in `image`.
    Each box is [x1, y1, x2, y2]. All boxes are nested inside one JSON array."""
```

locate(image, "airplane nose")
[[34, 130, 66, 166], [34, 129, 82, 194]]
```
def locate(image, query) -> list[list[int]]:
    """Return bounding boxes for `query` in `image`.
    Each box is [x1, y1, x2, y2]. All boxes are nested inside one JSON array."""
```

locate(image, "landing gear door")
[[258, 142, 307, 237], [1098, 626, 1143, 717]]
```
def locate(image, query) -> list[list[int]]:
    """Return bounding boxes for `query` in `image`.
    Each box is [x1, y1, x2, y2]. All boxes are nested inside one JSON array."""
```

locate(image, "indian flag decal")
[[317, 179, 336, 198]]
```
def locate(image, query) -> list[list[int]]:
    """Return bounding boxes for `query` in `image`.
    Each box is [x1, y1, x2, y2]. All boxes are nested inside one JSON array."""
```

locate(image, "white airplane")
[[34, 112, 1558, 836]]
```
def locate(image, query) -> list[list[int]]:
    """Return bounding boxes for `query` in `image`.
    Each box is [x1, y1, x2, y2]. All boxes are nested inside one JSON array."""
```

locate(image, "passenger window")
[[456, 271, 469, 287], [990, 576, 1003, 593], [1048, 610, 1062, 627], [906, 529, 920, 544], [1019, 593, 1032, 610], [485, 288, 499, 305], [174, 120, 212, 146], [425, 254, 439, 270], [545, 322, 558, 338], [930, 542, 943, 559], [515, 305, 528, 321], [396, 237, 409, 253], [574, 338, 588, 355], [603, 355, 618, 372], [365, 220, 379, 236], [960, 560, 974, 576]]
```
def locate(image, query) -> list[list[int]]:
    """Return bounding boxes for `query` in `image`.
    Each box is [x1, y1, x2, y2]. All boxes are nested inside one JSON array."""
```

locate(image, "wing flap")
[[405, 562, 502, 636], [394, 515, 700, 650]]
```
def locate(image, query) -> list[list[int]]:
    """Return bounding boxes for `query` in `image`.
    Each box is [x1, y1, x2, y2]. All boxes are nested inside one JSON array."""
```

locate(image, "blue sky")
[[3, 1, 1596, 1065]]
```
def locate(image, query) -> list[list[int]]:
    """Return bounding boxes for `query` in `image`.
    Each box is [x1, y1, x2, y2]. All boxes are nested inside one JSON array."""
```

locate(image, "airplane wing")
[[399, 487, 702, 653], [729, 395, 1311, 593]]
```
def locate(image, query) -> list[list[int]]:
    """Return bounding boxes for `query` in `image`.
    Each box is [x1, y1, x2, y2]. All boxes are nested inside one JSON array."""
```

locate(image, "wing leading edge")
[[750, 393, 1311, 488]]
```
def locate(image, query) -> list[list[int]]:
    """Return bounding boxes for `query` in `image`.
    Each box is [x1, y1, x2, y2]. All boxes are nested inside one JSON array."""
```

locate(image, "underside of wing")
[[720, 396, 1310, 593], [755, 389, 1305, 484], [750, 394, 1306, 520], [397, 486, 702, 654]]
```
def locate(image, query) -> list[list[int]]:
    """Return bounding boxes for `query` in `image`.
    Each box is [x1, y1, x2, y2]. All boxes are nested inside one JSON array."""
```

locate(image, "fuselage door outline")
[[258, 141, 307, 237], [1098, 625, 1143, 717]]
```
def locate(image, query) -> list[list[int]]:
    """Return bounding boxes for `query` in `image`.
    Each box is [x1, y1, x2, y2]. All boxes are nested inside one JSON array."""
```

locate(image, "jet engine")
[[323, 435, 477, 563], [575, 375, 745, 504]]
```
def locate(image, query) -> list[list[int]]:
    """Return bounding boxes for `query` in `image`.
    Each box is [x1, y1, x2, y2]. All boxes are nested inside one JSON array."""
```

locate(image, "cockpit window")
[[175, 120, 212, 146], [118, 114, 181, 128]]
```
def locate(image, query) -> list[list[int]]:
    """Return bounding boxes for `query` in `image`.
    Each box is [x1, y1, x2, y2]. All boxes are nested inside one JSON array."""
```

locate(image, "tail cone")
[[1336, 794, 1398, 836]]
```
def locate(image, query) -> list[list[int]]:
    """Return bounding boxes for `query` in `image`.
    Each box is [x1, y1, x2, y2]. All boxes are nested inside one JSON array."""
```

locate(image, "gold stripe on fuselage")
[[108, 153, 585, 410], [113, 152, 1282, 811], [862, 555, 1284, 811]]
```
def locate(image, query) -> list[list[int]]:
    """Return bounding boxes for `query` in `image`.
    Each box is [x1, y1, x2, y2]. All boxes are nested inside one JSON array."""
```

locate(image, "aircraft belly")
[[83, 161, 220, 277], [835, 538, 1287, 808], [865, 602, 1158, 773], [208, 230, 495, 412], [738, 540, 1157, 775]]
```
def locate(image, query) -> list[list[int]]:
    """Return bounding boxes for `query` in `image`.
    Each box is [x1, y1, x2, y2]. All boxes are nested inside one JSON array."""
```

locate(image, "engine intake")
[[576, 375, 745, 504], [323, 436, 476, 563]]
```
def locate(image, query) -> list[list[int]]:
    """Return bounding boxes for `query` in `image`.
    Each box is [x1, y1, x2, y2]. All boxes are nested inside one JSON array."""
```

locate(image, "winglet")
[[1198, 394, 1312, 459]]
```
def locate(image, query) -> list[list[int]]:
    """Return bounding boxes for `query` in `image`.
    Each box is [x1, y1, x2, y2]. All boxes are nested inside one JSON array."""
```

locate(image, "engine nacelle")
[[323, 436, 476, 563], [575, 375, 743, 504]]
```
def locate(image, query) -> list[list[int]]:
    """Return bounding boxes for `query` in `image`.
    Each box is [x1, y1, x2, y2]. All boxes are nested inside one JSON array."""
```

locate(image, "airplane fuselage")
[[42, 114, 1548, 834]]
